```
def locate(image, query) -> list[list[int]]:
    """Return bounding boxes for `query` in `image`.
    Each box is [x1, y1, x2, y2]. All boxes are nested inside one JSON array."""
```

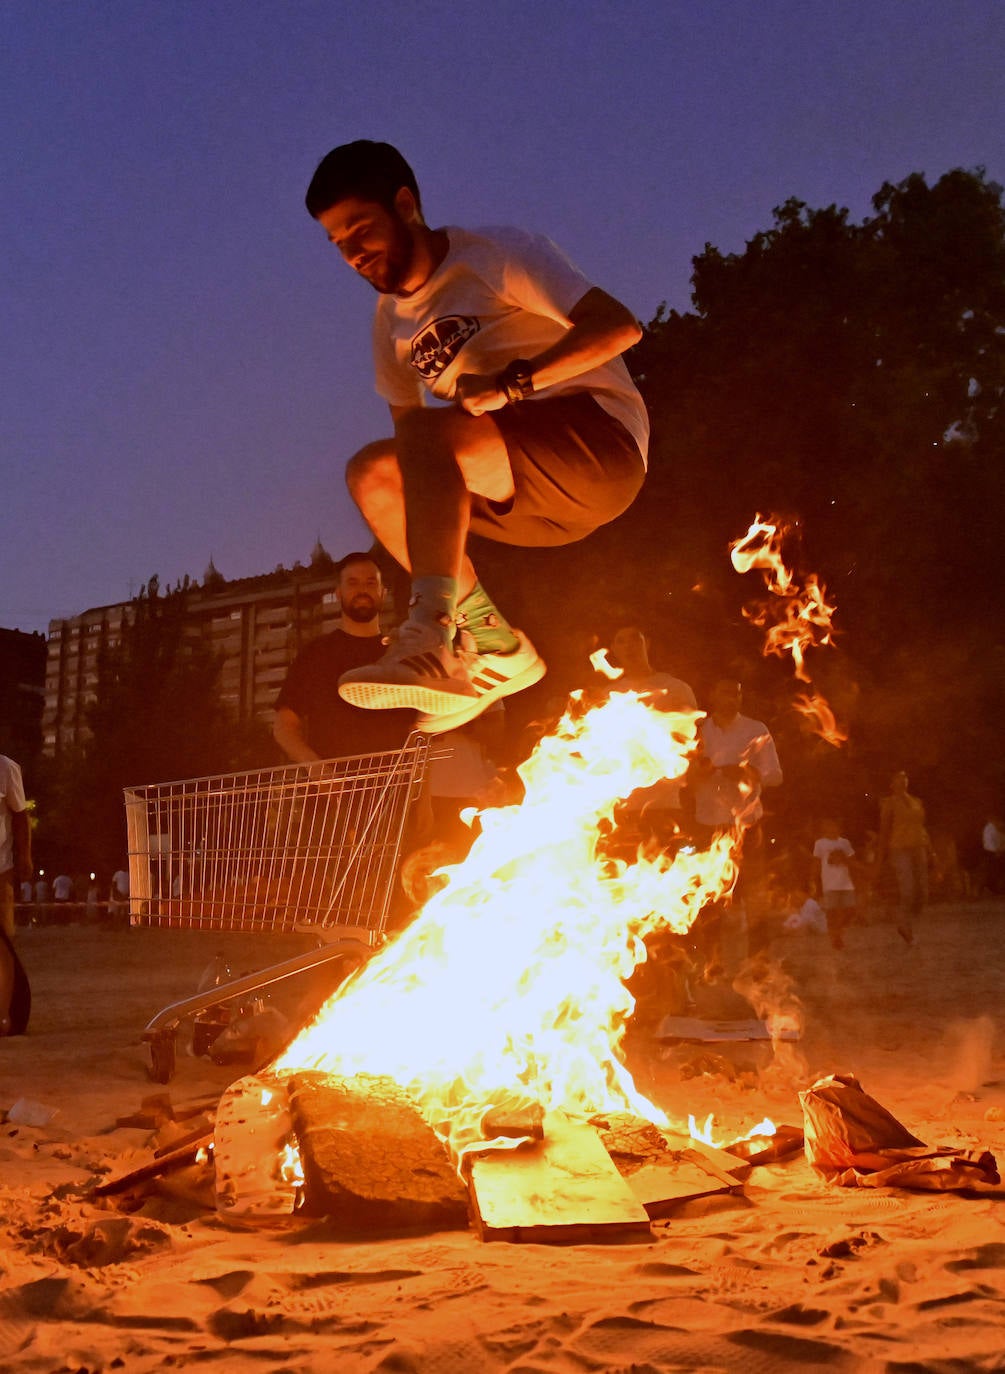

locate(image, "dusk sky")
[[3, 0, 1003, 636]]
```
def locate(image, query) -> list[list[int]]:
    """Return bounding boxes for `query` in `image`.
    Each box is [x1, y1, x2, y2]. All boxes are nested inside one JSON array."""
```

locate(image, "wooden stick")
[[92, 1131, 214, 1197]]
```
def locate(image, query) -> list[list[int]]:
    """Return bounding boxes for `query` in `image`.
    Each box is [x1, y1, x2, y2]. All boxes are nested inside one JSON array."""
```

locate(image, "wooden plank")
[[628, 1155, 742, 1217], [467, 1111, 652, 1244], [660, 1129, 753, 1182]]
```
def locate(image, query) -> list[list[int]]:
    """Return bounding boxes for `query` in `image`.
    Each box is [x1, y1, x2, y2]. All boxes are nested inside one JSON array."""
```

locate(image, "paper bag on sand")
[[799, 1073, 999, 1191]]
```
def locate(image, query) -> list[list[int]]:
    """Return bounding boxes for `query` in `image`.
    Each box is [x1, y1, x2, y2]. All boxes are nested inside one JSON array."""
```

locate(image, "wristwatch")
[[497, 359, 535, 404]]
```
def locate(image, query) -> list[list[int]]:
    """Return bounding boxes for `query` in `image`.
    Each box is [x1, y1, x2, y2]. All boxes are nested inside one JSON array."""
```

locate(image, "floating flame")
[[590, 647, 623, 681], [731, 515, 845, 745], [276, 692, 738, 1160], [792, 690, 848, 748]]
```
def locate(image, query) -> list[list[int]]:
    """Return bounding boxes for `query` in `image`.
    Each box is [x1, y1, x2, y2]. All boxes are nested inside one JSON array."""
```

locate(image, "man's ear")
[[394, 186, 421, 224]]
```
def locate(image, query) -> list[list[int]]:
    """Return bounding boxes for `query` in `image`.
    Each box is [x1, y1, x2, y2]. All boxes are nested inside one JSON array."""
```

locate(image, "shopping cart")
[[125, 735, 437, 1081]]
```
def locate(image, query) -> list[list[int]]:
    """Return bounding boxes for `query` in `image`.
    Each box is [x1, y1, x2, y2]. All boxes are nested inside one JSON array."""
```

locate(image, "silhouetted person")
[[878, 770, 930, 944]]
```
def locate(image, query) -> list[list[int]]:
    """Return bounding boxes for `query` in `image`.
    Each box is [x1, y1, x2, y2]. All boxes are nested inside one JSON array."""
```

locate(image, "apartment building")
[[41, 553, 393, 757], [0, 627, 47, 763]]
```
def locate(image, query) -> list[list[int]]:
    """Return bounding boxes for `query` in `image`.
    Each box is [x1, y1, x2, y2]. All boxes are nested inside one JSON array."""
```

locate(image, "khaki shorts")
[[470, 393, 645, 547], [822, 889, 856, 911]]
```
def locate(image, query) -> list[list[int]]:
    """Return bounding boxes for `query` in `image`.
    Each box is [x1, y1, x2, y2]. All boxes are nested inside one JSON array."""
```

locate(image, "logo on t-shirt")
[[410, 315, 480, 380]]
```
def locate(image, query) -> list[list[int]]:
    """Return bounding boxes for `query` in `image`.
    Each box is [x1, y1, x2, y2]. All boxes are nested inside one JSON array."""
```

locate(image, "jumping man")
[[305, 141, 649, 731]]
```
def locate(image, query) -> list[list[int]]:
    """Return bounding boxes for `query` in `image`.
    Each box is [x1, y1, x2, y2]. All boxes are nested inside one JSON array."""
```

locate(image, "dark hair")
[[335, 551, 382, 581], [305, 141, 421, 218]]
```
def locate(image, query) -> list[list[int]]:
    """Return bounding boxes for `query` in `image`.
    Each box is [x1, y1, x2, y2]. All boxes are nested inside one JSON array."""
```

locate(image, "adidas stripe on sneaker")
[[414, 629, 546, 733]]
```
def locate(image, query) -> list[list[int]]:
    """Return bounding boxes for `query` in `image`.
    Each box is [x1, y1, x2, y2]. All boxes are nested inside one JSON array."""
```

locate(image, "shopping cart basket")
[[125, 735, 436, 1081]]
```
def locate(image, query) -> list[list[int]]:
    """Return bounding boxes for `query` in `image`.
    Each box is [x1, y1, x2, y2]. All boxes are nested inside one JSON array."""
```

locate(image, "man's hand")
[[454, 372, 507, 417]]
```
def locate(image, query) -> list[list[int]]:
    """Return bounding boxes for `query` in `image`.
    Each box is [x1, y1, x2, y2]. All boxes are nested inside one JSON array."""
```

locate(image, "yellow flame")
[[277, 1139, 304, 1187], [745, 1116, 776, 1140], [590, 647, 623, 680], [276, 692, 737, 1157], [688, 1112, 717, 1145]]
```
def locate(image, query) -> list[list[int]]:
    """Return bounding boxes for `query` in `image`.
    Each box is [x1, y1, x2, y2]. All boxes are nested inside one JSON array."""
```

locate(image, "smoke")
[[732, 956, 809, 1089], [946, 1015, 996, 1095]]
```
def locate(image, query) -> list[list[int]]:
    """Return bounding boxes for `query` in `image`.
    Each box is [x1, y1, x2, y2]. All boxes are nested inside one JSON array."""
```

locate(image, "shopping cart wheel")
[[147, 1028, 177, 1083]]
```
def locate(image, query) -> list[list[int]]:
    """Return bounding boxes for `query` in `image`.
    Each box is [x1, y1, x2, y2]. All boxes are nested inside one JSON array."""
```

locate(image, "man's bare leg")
[[338, 408, 544, 720], [346, 402, 515, 596], [346, 440, 478, 600]]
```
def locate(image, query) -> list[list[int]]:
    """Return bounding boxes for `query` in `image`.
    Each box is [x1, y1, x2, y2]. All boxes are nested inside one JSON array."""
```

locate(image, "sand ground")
[[1, 902, 1004, 1372]]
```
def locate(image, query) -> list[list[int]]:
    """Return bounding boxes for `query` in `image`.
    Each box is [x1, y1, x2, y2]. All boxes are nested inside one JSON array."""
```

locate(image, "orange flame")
[[276, 692, 738, 1159], [731, 515, 845, 745], [792, 690, 848, 748]]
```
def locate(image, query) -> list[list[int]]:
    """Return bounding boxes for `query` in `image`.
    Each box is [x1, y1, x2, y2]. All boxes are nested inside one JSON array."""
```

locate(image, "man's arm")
[[749, 732, 783, 790], [454, 288, 642, 416], [273, 707, 321, 764], [11, 809, 31, 885]]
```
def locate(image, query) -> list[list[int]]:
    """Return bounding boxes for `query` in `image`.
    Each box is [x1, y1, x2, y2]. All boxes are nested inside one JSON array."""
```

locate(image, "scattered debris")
[[800, 1073, 1000, 1191]]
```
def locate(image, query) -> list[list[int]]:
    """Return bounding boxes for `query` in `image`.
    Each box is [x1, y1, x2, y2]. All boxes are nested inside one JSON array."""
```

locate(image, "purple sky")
[[3, 0, 1003, 635]]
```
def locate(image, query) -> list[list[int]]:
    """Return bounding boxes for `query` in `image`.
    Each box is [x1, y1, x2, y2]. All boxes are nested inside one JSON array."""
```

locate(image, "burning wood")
[[92, 1131, 214, 1199], [467, 1111, 651, 1243]]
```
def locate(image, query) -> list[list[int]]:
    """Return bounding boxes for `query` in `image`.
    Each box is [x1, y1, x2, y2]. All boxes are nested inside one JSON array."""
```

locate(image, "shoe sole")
[[338, 679, 480, 715], [415, 654, 547, 733]]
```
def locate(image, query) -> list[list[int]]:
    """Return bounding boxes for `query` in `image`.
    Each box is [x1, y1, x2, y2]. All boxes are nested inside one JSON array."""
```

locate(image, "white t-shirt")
[[982, 822, 1005, 855], [372, 225, 650, 462], [693, 714, 783, 827], [813, 836, 856, 892], [0, 754, 27, 873]]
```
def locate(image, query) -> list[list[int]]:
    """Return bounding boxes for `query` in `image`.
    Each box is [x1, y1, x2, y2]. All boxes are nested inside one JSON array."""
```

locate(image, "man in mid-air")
[[305, 140, 649, 731]]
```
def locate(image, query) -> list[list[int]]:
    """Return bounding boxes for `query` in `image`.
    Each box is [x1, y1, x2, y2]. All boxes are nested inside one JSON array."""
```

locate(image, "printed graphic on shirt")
[[410, 314, 480, 380]]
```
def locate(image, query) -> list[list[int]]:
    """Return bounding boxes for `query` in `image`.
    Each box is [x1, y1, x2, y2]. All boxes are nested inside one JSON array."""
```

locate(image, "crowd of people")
[[270, 550, 1002, 986], [12, 868, 130, 927]]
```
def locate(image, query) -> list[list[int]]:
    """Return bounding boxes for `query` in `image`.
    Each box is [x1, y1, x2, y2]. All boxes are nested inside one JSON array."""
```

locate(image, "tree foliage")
[[39, 580, 267, 874], [475, 168, 1005, 838]]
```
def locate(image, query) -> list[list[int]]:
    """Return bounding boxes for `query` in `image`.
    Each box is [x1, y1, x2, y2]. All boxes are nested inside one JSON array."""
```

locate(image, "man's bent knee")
[[394, 406, 512, 499], [345, 440, 399, 499]]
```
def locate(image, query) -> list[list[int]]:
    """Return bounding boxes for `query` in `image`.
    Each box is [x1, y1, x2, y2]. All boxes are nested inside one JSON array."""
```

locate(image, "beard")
[[360, 214, 416, 295], [341, 594, 379, 624]]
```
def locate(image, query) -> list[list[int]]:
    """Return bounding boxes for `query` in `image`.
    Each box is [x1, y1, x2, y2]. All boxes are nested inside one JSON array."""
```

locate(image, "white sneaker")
[[337, 618, 478, 715], [414, 629, 546, 733]]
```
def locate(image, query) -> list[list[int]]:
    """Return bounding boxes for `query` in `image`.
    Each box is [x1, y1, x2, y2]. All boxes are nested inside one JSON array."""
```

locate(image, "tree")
[[475, 169, 1005, 838], [628, 167, 1005, 833], [42, 580, 266, 874]]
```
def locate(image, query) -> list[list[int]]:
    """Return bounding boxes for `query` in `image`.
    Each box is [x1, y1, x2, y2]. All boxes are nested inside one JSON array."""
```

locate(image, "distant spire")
[[310, 534, 335, 572], [203, 556, 225, 590]]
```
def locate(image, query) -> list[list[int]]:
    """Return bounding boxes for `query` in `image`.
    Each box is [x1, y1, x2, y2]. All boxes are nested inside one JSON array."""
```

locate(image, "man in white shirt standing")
[[689, 678, 783, 969], [303, 141, 649, 733], [1, 755, 31, 942], [1, 754, 32, 1035]]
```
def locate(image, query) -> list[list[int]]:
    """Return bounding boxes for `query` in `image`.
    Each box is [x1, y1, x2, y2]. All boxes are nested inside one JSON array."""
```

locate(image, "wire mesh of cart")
[[124, 734, 437, 1081]]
